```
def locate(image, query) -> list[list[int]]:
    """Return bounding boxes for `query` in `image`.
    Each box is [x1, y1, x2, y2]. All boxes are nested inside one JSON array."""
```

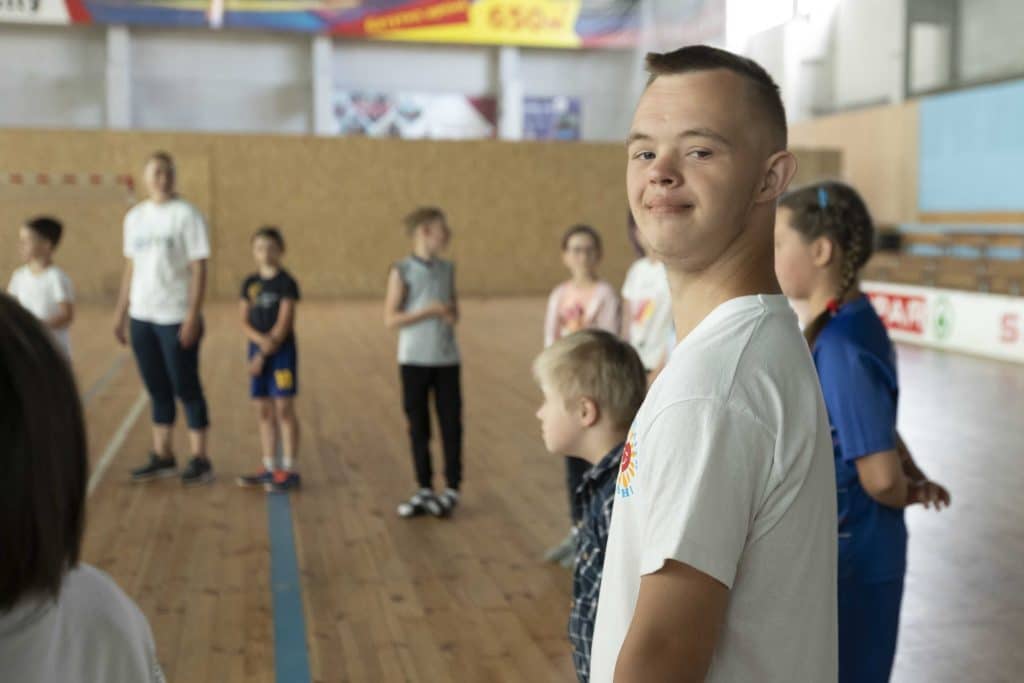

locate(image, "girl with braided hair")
[[775, 181, 951, 683]]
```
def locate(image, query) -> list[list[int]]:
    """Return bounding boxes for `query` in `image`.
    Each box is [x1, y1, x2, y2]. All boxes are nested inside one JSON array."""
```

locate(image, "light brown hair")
[[533, 329, 646, 431]]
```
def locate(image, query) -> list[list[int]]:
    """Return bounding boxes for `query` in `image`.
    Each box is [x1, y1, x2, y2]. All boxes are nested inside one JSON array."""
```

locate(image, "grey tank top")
[[396, 256, 460, 366]]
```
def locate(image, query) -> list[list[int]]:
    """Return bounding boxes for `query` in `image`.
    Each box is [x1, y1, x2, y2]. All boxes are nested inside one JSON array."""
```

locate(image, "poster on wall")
[[333, 91, 497, 139], [863, 281, 1024, 364], [523, 96, 581, 141], [6, 0, 725, 49]]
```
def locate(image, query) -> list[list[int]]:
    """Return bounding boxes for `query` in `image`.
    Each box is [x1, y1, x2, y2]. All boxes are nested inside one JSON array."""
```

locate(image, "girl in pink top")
[[544, 225, 621, 348], [543, 224, 622, 566]]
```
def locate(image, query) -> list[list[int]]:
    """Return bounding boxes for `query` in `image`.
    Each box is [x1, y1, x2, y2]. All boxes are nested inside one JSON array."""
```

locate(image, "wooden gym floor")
[[74, 300, 1023, 682]]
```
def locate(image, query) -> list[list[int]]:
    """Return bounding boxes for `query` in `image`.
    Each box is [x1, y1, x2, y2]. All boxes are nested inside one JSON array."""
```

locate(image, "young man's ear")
[[579, 397, 600, 428], [757, 151, 799, 204]]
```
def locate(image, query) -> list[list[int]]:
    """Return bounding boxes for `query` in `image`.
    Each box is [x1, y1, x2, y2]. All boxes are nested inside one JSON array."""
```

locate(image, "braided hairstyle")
[[779, 181, 874, 347]]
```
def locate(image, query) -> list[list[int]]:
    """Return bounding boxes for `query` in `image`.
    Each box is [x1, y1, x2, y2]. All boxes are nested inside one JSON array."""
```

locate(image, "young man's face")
[[252, 237, 282, 269], [562, 232, 600, 278], [536, 382, 584, 456], [18, 226, 50, 262], [144, 159, 175, 198], [626, 70, 771, 272]]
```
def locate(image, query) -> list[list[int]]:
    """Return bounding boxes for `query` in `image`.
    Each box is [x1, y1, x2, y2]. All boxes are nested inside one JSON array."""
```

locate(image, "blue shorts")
[[249, 341, 298, 398]]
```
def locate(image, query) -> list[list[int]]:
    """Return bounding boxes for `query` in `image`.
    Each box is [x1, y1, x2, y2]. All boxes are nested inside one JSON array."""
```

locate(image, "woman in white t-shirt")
[[0, 294, 165, 683], [621, 213, 674, 385], [113, 151, 214, 486]]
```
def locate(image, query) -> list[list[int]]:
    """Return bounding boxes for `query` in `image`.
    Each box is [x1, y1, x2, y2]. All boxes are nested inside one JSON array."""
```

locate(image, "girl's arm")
[[543, 285, 562, 348], [855, 448, 950, 510], [240, 300, 270, 346], [267, 299, 297, 351], [896, 433, 952, 509], [590, 284, 622, 336], [854, 450, 909, 508]]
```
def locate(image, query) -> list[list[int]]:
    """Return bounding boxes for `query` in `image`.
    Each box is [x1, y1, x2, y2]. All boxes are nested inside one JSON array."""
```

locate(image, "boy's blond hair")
[[403, 206, 447, 236], [533, 330, 646, 431]]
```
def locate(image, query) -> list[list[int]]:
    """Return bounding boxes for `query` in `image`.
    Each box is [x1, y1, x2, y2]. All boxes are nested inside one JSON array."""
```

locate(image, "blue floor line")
[[268, 492, 312, 683]]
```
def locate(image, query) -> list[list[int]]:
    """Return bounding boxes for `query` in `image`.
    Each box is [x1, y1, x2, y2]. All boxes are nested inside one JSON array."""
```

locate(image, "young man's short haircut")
[[252, 225, 285, 251], [403, 207, 447, 236], [25, 216, 64, 248], [0, 293, 87, 611], [561, 224, 603, 258], [646, 44, 787, 150], [533, 329, 646, 432]]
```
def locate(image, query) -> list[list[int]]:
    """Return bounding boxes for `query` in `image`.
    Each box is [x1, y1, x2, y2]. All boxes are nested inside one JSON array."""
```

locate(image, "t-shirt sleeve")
[[6, 271, 18, 297], [53, 270, 74, 304], [240, 276, 253, 301], [814, 338, 898, 462], [639, 399, 776, 589], [284, 274, 300, 301], [182, 206, 211, 261]]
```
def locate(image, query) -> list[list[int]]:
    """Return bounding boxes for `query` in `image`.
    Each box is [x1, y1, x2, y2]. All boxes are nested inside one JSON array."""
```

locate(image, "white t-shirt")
[[0, 564, 165, 683], [621, 258, 674, 370], [591, 294, 837, 683], [7, 264, 74, 357], [124, 198, 210, 325]]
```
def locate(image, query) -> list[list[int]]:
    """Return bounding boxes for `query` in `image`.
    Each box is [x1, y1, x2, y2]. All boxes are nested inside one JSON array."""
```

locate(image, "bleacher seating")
[[863, 226, 1024, 295]]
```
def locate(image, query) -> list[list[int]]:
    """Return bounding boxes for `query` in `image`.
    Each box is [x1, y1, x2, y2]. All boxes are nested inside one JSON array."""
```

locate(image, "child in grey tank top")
[[384, 207, 464, 520]]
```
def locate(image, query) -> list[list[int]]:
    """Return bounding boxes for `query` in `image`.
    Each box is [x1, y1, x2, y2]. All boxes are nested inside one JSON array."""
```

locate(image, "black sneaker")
[[265, 471, 301, 493], [130, 453, 177, 482], [397, 489, 442, 518], [181, 456, 214, 487]]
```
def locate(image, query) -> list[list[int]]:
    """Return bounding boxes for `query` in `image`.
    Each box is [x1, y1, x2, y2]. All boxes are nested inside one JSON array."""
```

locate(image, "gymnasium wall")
[[0, 128, 840, 301], [918, 78, 1024, 220], [789, 101, 919, 226]]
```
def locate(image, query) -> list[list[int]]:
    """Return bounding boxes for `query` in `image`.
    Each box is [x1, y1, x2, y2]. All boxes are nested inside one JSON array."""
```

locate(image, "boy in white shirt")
[[590, 45, 838, 682], [7, 216, 74, 358]]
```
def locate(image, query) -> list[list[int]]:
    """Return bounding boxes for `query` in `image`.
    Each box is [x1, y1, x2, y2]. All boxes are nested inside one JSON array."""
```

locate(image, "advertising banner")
[[863, 281, 1024, 364], [14, 0, 725, 49]]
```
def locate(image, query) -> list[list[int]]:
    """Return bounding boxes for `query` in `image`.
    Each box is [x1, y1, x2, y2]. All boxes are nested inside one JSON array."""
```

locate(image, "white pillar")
[[312, 35, 334, 136], [105, 26, 132, 129], [497, 46, 523, 141]]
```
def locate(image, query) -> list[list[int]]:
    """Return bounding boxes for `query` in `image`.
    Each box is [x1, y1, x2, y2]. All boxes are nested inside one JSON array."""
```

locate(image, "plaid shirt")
[[568, 443, 624, 683]]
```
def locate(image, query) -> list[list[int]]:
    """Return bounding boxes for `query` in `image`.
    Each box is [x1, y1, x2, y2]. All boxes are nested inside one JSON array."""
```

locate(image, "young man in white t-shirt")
[[590, 46, 837, 682], [113, 152, 214, 486], [7, 216, 74, 358]]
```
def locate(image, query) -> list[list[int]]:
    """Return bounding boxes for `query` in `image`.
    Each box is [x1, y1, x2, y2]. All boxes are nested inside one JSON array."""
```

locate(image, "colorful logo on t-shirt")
[[617, 429, 638, 498], [632, 298, 654, 325], [247, 282, 262, 302]]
